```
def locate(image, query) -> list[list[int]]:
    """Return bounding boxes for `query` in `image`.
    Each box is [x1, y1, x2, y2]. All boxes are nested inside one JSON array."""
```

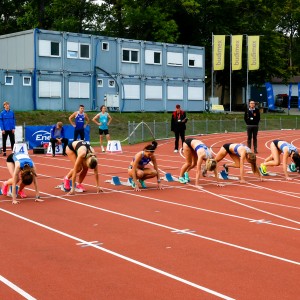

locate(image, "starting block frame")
[[162, 173, 179, 182], [105, 176, 132, 186]]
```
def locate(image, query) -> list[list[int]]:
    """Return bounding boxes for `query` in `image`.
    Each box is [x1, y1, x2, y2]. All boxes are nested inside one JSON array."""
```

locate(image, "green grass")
[[14, 110, 300, 144]]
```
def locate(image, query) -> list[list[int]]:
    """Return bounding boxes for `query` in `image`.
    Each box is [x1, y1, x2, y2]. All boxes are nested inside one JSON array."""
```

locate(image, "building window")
[[69, 82, 90, 98], [39, 40, 61, 57], [5, 76, 13, 85], [23, 76, 31, 86], [167, 52, 183, 66], [67, 42, 90, 59], [39, 81, 61, 98], [122, 49, 139, 63], [145, 50, 161, 65], [80, 44, 90, 59], [188, 54, 203, 68], [102, 42, 109, 51], [108, 80, 115, 88], [97, 79, 103, 87]]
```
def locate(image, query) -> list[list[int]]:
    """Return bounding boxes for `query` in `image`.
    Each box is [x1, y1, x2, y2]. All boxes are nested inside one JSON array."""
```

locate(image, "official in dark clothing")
[[171, 104, 187, 153], [0, 101, 16, 156], [244, 100, 260, 154]]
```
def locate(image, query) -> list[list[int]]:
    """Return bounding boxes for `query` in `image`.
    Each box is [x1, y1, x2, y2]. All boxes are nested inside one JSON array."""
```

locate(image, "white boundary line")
[[0, 207, 234, 300]]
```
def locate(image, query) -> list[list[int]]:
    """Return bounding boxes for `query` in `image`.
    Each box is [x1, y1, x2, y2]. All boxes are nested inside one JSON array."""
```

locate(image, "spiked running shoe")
[[131, 181, 136, 188], [18, 190, 27, 198], [63, 177, 71, 190], [184, 172, 190, 182], [179, 177, 187, 184], [139, 180, 147, 188], [202, 168, 207, 177], [259, 163, 268, 176], [223, 164, 229, 174], [76, 184, 86, 191], [1, 183, 8, 196]]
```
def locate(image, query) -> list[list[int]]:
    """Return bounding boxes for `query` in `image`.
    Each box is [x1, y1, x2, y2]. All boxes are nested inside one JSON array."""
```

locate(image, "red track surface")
[[1, 130, 299, 299]]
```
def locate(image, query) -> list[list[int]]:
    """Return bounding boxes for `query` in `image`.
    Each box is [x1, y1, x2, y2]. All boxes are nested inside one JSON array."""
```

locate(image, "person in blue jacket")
[[92, 105, 112, 152], [69, 104, 89, 141], [50, 122, 69, 156], [0, 101, 16, 156]]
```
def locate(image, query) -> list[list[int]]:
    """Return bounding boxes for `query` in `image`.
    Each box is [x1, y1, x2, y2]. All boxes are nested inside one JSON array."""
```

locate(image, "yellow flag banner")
[[213, 35, 225, 70], [232, 35, 243, 71], [248, 36, 260, 70]]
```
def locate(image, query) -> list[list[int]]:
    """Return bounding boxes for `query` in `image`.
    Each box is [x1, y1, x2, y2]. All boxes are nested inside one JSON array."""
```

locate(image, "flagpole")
[[211, 32, 214, 111], [230, 35, 232, 112], [246, 34, 249, 103]]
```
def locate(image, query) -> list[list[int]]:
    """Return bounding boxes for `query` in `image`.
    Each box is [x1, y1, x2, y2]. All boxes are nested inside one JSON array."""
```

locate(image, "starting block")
[[162, 173, 178, 182], [105, 176, 132, 186], [55, 180, 84, 192], [7, 186, 19, 197], [13, 142, 28, 155], [219, 170, 229, 180]]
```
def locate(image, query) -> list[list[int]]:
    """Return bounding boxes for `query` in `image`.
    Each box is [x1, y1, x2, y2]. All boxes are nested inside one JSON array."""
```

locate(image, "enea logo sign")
[[32, 130, 50, 145]]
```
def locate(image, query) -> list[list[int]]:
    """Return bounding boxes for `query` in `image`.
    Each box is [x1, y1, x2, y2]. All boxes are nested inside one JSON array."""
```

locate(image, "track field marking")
[[0, 275, 36, 300], [1, 191, 300, 266], [0, 208, 234, 300]]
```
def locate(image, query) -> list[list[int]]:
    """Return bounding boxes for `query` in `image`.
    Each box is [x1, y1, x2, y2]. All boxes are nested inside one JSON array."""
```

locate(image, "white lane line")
[[0, 275, 36, 300], [0, 208, 234, 300], [1, 191, 299, 266]]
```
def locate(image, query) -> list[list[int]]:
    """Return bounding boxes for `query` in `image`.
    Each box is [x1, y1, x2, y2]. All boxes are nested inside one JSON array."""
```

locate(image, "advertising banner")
[[25, 125, 90, 149], [232, 35, 243, 71], [213, 35, 225, 71], [265, 82, 275, 110]]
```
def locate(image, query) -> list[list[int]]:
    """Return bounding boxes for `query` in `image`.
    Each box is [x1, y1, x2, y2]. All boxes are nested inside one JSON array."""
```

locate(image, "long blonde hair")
[[247, 153, 260, 174], [206, 158, 217, 171]]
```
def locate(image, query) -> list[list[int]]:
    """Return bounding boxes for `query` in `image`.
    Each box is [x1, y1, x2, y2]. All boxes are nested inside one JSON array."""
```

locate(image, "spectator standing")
[[69, 104, 89, 141], [92, 105, 113, 152], [50, 122, 69, 157], [0, 101, 16, 156], [171, 104, 187, 153], [244, 100, 260, 154]]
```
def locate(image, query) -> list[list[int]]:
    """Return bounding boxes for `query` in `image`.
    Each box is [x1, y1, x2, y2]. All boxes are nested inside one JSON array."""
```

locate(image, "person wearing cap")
[[0, 101, 16, 156], [49, 122, 69, 157], [171, 104, 187, 153]]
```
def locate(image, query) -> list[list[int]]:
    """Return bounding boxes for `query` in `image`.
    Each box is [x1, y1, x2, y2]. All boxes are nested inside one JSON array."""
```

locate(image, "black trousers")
[[247, 126, 259, 151], [50, 138, 69, 154], [74, 128, 85, 141], [174, 129, 185, 150], [2, 130, 15, 153]]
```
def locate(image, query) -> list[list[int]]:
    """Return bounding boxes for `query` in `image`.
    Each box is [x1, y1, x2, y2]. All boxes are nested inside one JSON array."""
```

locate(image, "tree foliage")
[[1, 0, 300, 103]]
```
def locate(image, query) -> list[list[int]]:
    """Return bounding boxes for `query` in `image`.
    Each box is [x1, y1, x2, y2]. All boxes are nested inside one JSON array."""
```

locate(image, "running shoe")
[[223, 164, 229, 174], [1, 183, 8, 196], [184, 172, 190, 182], [101, 146, 105, 153], [63, 177, 70, 190], [288, 163, 297, 172], [202, 168, 207, 177], [76, 183, 86, 191], [18, 190, 27, 198], [131, 181, 136, 188], [179, 177, 187, 184], [174, 149, 178, 153], [259, 163, 268, 176], [139, 180, 147, 188]]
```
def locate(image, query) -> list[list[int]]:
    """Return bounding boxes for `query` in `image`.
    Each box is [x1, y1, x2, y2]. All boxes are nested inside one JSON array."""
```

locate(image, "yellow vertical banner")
[[248, 36, 260, 70], [232, 35, 243, 70], [213, 35, 225, 70]]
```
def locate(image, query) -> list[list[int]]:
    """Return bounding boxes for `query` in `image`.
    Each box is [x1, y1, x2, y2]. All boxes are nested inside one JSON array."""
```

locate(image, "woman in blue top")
[[214, 143, 261, 184], [260, 140, 300, 180], [2, 153, 41, 204], [128, 141, 162, 191], [179, 138, 222, 187], [92, 105, 112, 152]]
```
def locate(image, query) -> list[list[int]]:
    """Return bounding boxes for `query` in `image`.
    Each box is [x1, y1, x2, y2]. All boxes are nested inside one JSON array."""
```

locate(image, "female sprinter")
[[128, 141, 163, 191], [179, 138, 223, 187], [260, 140, 300, 180], [214, 143, 262, 184], [2, 153, 41, 204], [63, 140, 103, 194]]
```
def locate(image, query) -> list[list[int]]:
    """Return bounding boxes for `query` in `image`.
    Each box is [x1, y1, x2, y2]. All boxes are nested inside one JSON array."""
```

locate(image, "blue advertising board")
[[25, 125, 90, 149]]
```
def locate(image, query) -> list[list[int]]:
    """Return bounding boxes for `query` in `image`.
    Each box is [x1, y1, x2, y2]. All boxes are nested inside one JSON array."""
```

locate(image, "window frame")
[[122, 48, 139, 63], [5, 76, 14, 85], [23, 76, 32, 86]]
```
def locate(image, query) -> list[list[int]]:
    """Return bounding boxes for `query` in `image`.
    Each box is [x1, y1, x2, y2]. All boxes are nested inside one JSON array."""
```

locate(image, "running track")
[[1, 130, 299, 299]]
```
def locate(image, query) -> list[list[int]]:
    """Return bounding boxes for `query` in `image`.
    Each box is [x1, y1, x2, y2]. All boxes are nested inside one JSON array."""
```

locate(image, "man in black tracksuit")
[[244, 99, 260, 154]]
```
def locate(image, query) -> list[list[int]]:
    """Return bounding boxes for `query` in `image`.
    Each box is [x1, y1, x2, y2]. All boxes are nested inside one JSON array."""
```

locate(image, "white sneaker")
[[174, 149, 178, 153], [101, 146, 105, 153]]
